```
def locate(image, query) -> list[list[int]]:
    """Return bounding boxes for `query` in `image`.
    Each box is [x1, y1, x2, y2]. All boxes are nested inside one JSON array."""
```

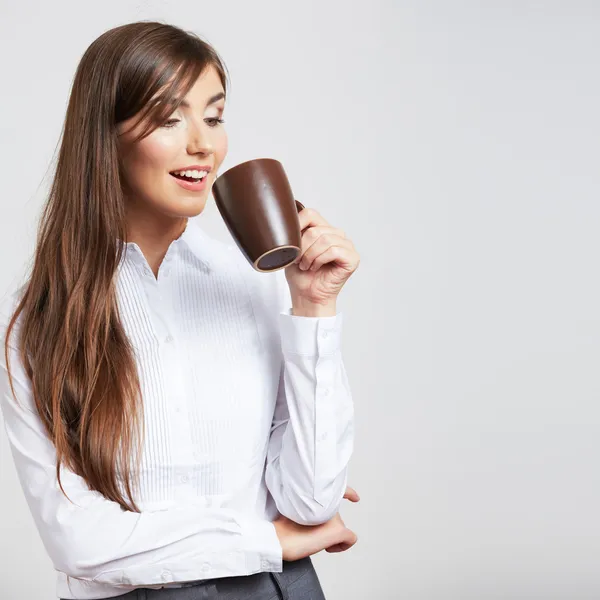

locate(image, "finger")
[[325, 530, 357, 553], [299, 237, 353, 271], [297, 207, 329, 232], [294, 226, 346, 265], [295, 228, 346, 267], [343, 487, 359, 502], [306, 243, 356, 273], [343, 486, 360, 502], [326, 543, 349, 553], [302, 225, 346, 243], [327, 540, 356, 552]]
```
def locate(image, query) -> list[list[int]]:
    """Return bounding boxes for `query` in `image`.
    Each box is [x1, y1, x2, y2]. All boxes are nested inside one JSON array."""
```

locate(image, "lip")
[[169, 165, 213, 174], [169, 172, 209, 192]]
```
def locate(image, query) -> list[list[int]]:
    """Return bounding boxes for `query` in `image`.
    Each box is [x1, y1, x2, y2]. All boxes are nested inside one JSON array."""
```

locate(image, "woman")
[[0, 21, 360, 600]]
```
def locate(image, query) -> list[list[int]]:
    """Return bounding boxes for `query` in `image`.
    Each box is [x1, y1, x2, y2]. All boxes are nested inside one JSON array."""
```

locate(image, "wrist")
[[291, 299, 337, 317]]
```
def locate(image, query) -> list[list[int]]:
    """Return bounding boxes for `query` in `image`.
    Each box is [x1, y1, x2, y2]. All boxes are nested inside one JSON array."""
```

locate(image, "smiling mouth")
[[170, 172, 207, 182]]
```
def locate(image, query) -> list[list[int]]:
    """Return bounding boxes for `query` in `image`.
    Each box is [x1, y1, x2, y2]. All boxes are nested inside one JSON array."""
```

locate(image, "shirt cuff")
[[278, 310, 343, 356], [243, 519, 283, 572]]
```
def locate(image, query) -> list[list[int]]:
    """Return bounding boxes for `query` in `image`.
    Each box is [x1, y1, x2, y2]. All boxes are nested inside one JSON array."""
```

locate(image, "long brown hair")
[[2, 21, 229, 512]]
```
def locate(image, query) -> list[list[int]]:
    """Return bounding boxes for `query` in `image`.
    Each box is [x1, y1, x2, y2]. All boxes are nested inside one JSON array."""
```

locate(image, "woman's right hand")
[[272, 486, 360, 561]]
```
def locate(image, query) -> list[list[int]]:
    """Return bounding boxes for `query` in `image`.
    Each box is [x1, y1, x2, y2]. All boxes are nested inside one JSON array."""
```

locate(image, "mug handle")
[[295, 199, 305, 212]]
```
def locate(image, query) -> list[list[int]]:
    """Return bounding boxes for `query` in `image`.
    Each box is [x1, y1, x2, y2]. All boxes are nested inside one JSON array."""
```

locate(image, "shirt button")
[[261, 559, 270, 569], [165, 334, 174, 343], [180, 474, 189, 483], [201, 561, 211, 571], [318, 432, 328, 441], [324, 388, 331, 396], [161, 570, 171, 581], [321, 331, 329, 339]]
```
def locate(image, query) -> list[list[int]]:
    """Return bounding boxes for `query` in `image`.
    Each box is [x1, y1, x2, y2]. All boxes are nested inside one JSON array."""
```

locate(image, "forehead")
[[180, 64, 225, 104]]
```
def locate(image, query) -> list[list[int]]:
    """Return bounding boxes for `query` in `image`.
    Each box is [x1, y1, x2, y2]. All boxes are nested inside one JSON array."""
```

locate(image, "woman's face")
[[116, 64, 228, 221]]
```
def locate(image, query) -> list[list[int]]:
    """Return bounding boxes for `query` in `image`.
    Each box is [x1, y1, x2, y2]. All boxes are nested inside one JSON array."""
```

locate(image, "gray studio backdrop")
[[1, 2, 598, 599]]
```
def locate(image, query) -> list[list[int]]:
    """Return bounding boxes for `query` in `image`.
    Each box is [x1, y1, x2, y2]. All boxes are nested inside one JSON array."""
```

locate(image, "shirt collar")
[[178, 219, 214, 271], [118, 219, 215, 272]]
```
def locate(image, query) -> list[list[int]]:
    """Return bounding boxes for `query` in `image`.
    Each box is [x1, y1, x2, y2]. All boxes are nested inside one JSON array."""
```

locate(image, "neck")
[[124, 207, 188, 277]]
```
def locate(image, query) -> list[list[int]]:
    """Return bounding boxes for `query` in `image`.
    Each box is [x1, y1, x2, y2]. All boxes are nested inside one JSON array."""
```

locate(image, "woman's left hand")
[[285, 206, 360, 316], [325, 486, 361, 553]]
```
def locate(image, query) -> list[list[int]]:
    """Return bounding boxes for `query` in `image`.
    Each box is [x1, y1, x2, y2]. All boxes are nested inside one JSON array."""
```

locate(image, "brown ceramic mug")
[[212, 158, 305, 272]]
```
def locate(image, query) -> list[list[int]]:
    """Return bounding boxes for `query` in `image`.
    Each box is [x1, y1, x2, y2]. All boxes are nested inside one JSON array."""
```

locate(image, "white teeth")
[[173, 169, 208, 179]]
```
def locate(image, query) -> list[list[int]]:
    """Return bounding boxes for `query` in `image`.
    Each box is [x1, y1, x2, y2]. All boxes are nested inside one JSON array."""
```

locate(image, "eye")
[[206, 117, 226, 127], [161, 117, 225, 129]]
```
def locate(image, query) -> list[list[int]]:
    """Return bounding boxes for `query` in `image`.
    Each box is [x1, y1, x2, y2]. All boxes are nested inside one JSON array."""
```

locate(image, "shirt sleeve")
[[0, 301, 282, 589], [264, 272, 355, 525]]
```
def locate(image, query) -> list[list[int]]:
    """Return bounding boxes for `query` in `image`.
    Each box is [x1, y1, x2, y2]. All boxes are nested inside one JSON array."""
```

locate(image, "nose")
[[186, 119, 214, 156]]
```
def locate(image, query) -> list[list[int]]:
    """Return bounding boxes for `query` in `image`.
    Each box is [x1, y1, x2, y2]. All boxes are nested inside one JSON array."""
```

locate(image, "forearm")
[[265, 310, 355, 525]]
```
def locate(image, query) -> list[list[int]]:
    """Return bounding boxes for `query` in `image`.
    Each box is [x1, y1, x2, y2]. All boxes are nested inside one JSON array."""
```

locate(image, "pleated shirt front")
[[0, 219, 354, 600]]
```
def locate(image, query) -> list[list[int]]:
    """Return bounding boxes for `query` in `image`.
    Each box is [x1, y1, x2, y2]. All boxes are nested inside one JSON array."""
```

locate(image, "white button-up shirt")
[[0, 220, 354, 600]]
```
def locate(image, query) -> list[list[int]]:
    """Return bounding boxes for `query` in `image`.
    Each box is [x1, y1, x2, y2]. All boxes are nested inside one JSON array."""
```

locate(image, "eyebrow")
[[175, 92, 226, 108]]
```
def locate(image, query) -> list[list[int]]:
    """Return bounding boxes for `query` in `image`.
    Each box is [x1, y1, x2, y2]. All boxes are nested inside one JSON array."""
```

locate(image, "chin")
[[163, 196, 208, 218]]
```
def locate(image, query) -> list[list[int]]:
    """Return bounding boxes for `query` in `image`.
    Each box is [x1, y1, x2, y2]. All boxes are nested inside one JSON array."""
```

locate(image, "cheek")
[[137, 135, 178, 171], [121, 136, 175, 198]]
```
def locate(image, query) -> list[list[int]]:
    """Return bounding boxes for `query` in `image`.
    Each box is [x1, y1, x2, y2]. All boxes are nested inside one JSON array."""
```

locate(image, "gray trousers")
[[85, 557, 327, 600]]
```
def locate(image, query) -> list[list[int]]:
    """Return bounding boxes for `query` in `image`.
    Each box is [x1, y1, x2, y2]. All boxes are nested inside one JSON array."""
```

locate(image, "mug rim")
[[215, 157, 282, 179]]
